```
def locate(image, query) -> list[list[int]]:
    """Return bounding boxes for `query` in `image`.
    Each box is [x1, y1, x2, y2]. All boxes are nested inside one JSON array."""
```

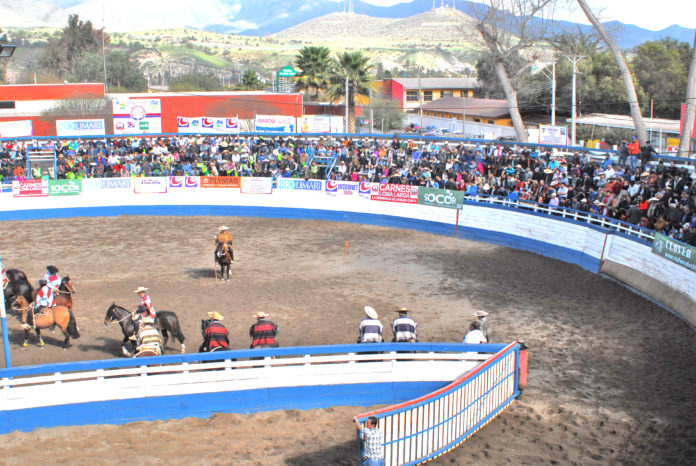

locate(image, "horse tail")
[[67, 310, 80, 339], [174, 319, 186, 344]]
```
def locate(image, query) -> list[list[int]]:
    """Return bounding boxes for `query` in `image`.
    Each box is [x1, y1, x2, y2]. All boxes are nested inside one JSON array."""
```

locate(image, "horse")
[[5, 268, 29, 283], [12, 295, 80, 348], [4, 279, 33, 311], [215, 242, 232, 281], [31, 275, 77, 309], [104, 303, 186, 357]]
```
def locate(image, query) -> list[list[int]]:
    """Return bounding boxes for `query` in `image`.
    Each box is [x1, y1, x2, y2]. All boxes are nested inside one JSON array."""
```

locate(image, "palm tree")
[[294, 46, 333, 100], [327, 51, 372, 133]]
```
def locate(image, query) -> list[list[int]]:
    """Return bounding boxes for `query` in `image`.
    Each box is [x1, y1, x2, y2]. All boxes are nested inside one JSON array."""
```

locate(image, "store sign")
[[113, 98, 162, 135], [370, 183, 419, 204], [652, 233, 696, 272], [201, 176, 241, 188], [100, 178, 131, 189], [169, 176, 199, 188], [241, 177, 273, 194], [417, 187, 464, 209], [133, 177, 167, 194], [539, 125, 568, 145], [177, 117, 239, 134], [255, 115, 295, 133], [48, 179, 82, 196], [299, 115, 331, 133], [12, 180, 48, 198], [276, 179, 323, 191], [0, 120, 33, 138]]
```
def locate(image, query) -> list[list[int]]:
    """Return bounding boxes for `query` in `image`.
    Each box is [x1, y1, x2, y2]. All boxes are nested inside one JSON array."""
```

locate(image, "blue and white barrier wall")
[[1, 176, 694, 325], [357, 342, 520, 466], [0, 343, 512, 435]]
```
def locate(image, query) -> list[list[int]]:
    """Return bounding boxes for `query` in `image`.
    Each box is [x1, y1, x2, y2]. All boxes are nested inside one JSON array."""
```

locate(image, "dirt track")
[[1, 216, 695, 465]]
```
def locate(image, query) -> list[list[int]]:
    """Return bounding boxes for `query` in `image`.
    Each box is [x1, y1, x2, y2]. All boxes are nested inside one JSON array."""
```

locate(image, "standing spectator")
[[358, 306, 383, 343], [618, 139, 629, 168], [353, 415, 384, 466], [473, 310, 492, 342], [249, 311, 278, 349], [627, 136, 640, 172], [463, 321, 487, 344], [391, 307, 417, 342]]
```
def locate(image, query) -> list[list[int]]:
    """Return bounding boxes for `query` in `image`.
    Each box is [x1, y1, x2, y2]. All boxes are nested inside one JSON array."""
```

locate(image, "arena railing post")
[[0, 255, 12, 368]]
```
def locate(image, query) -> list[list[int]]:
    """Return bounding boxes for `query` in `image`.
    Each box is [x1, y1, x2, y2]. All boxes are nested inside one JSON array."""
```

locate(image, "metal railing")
[[356, 342, 520, 466]]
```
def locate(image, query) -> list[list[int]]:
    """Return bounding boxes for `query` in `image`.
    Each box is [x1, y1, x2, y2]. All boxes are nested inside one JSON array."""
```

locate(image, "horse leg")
[[35, 328, 44, 347], [121, 336, 133, 357], [161, 329, 169, 348], [22, 328, 30, 347]]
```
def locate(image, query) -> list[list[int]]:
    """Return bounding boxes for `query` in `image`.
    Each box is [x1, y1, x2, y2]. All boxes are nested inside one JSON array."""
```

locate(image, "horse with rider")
[[214, 225, 234, 280]]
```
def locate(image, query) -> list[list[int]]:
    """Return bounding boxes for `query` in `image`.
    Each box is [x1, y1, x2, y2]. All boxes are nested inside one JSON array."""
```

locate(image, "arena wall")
[[1, 177, 694, 325]]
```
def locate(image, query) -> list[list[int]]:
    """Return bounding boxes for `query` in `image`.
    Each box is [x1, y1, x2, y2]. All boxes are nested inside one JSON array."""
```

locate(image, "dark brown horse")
[[31, 275, 77, 309], [13, 295, 80, 348], [215, 243, 233, 281]]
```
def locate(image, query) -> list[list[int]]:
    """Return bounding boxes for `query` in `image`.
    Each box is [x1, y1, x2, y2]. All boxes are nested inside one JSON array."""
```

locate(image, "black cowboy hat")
[[47, 265, 59, 274]]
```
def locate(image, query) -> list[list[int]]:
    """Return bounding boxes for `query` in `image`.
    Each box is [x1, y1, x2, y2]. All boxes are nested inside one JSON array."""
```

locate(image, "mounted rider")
[[34, 279, 56, 316], [214, 225, 234, 263], [43, 265, 61, 300], [135, 322, 164, 356], [133, 286, 156, 327], [199, 311, 229, 352]]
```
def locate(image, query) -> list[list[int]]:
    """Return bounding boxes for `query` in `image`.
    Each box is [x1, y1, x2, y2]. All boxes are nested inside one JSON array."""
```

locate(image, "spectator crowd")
[[1, 133, 695, 246]]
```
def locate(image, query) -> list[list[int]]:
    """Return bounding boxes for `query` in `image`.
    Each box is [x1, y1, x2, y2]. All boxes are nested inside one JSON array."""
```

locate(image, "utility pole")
[[102, 0, 108, 93], [567, 56, 584, 146], [418, 66, 423, 129], [369, 88, 374, 134], [541, 62, 556, 126]]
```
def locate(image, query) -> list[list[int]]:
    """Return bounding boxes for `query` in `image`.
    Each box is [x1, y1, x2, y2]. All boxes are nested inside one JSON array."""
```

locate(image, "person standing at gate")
[[473, 310, 491, 342], [358, 306, 383, 343], [353, 415, 384, 466], [391, 307, 417, 342], [249, 311, 278, 349]]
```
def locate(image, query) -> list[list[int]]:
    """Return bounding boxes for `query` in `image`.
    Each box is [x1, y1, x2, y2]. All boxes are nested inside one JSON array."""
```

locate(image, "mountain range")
[[0, 0, 693, 49]]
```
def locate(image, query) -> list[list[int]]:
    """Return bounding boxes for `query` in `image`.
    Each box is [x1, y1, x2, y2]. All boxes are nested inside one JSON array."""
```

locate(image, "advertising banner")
[[255, 115, 295, 133], [299, 115, 332, 133], [370, 183, 419, 204], [177, 117, 240, 134], [241, 177, 273, 194], [12, 180, 48, 198], [201, 176, 241, 188], [324, 180, 372, 198], [276, 179, 323, 191], [100, 178, 132, 189], [56, 119, 106, 137], [539, 125, 568, 145], [169, 176, 200, 188], [133, 177, 167, 194], [417, 187, 464, 209], [48, 179, 82, 196], [652, 233, 696, 272], [113, 98, 162, 135], [0, 120, 33, 138]]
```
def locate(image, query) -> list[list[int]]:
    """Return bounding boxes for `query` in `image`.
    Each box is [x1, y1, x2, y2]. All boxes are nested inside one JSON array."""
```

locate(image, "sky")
[[357, 0, 696, 31]]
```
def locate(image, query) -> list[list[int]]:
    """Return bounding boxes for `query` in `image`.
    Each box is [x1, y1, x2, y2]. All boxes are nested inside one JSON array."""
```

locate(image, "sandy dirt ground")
[[0, 216, 695, 465]]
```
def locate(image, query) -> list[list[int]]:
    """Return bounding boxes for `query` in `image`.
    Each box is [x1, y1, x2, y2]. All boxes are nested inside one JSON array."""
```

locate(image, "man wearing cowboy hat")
[[214, 225, 234, 263], [249, 311, 278, 349], [358, 306, 383, 344], [199, 311, 229, 352], [42, 265, 61, 291], [391, 307, 417, 343], [134, 286, 156, 323], [473, 310, 491, 342]]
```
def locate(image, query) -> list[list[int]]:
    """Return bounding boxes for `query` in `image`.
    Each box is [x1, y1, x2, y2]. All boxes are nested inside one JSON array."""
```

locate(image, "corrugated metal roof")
[[419, 97, 510, 119], [0, 83, 105, 101], [391, 77, 480, 90], [573, 113, 680, 134]]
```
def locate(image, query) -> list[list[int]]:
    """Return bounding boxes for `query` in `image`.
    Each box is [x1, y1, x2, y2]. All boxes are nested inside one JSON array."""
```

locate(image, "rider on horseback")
[[133, 286, 156, 326], [214, 226, 234, 263], [135, 322, 164, 356], [34, 279, 55, 316], [199, 311, 229, 352], [43, 265, 61, 291]]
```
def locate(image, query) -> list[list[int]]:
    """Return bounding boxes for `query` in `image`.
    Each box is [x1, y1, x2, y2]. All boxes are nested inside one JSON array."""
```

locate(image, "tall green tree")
[[39, 14, 106, 77], [170, 72, 222, 92], [67, 51, 146, 92], [327, 51, 372, 133], [294, 46, 333, 100], [237, 69, 264, 90], [633, 39, 691, 119]]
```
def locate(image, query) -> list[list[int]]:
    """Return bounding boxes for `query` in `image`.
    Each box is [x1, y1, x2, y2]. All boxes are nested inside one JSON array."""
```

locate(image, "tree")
[[294, 46, 333, 100], [39, 14, 106, 77], [67, 51, 146, 92], [472, 0, 556, 142], [327, 51, 372, 133], [237, 69, 264, 90], [0, 28, 8, 84], [371, 95, 406, 132], [633, 39, 691, 119], [475, 50, 526, 99], [169, 72, 223, 92], [678, 31, 696, 158], [576, 0, 647, 145]]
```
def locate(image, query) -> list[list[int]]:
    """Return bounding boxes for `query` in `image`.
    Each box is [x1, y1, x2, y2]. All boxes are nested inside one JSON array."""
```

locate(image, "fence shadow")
[[284, 439, 359, 466]]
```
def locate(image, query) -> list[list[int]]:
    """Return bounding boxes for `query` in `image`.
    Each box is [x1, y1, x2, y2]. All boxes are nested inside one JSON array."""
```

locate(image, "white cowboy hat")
[[134, 286, 148, 293], [254, 311, 269, 319], [218, 226, 229, 231], [394, 307, 409, 313], [208, 311, 224, 320], [473, 311, 490, 317], [364, 306, 378, 320]]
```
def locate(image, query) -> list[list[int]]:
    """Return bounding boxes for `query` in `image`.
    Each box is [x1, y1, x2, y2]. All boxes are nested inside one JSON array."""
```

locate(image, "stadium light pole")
[[1, 256, 12, 368]]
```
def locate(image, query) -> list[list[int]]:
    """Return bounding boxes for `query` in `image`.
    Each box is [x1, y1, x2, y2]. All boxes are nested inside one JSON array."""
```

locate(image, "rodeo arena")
[[0, 83, 695, 465]]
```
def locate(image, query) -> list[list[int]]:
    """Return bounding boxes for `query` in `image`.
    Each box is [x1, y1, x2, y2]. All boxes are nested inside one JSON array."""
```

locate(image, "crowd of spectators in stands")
[[1, 134, 695, 245]]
